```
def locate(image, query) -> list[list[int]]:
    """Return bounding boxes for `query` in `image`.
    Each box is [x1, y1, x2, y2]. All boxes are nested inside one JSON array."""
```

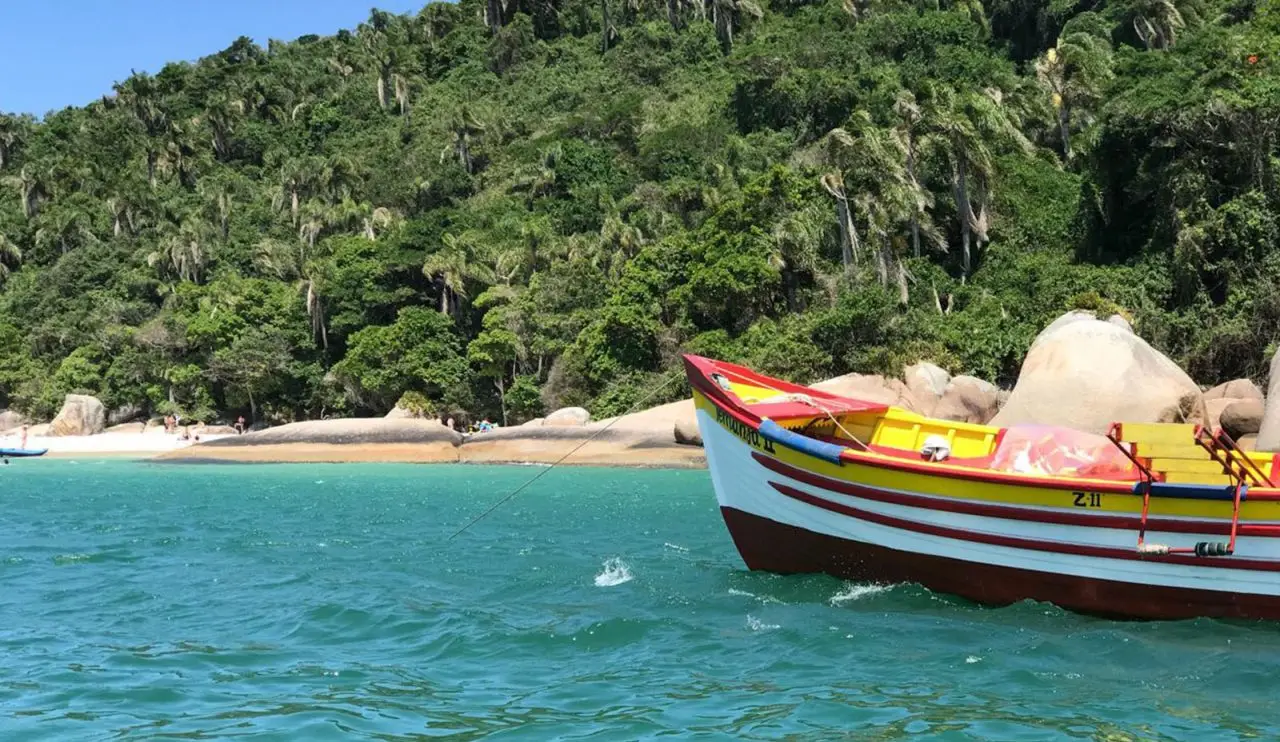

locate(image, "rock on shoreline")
[[154, 415, 704, 467]]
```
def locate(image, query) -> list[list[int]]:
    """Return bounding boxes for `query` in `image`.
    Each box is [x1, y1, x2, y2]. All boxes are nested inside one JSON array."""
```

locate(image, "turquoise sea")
[[3, 460, 1280, 740]]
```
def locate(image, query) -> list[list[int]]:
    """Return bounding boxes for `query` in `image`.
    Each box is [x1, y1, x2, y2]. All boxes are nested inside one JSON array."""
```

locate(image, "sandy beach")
[[2, 400, 707, 468], [2, 430, 236, 459]]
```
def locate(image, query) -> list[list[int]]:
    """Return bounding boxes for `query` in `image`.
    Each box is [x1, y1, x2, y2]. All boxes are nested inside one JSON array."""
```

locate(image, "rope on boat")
[[739, 377, 870, 451], [445, 370, 683, 542]]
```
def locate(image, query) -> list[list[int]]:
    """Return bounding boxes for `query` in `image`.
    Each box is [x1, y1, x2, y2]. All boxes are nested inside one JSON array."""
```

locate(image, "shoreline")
[[7, 407, 709, 469], [152, 440, 706, 468], [7, 427, 706, 469]]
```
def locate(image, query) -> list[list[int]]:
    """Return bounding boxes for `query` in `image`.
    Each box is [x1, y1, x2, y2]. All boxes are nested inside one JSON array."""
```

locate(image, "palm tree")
[[0, 233, 22, 283], [815, 120, 899, 272], [147, 221, 210, 284], [443, 107, 485, 174], [254, 237, 301, 280], [364, 207, 399, 240], [711, 0, 764, 54], [159, 118, 206, 189], [840, 0, 873, 21], [271, 158, 314, 225], [205, 94, 245, 161], [940, 0, 989, 31], [393, 74, 411, 116], [417, 3, 456, 50], [34, 209, 97, 255], [2, 165, 45, 219], [1035, 32, 1113, 160], [892, 91, 932, 257], [302, 268, 329, 350], [297, 201, 328, 252], [198, 176, 237, 239], [816, 115, 942, 284], [926, 87, 1032, 276], [819, 171, 860, 273], [362, 11, 393, 109], [320, 155, 359, 204], [106, 195, 139, 238], [767, 206, 824, 311], [598, 212, 646, 276], [486, 0, 510, 34], [422, 232, 495, 317], [111, 72, 169, 189], [253, 236, 332, 350], [1129, 0, 1198, 49], [0, 114, 30, 170]]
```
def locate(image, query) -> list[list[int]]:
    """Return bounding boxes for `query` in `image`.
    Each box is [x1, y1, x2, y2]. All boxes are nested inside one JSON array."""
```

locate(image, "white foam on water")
[[746, 614, 780, 631], [728, 588, 783, 605], [966, 655, 982, 664], [594, 557, 633, 587], [830, 582, 892, 605], [663, 542, 689, 552]]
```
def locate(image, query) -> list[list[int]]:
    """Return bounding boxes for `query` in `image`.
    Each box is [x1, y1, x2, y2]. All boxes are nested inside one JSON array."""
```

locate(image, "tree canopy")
[[0, 0, 1276, 424]]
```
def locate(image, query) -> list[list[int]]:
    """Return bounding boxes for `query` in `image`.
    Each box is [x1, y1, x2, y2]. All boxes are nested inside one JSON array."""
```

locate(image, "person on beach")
[[235, 415, 246, 434], [20, 424, 28, 450], [446, 416, 455, 430]]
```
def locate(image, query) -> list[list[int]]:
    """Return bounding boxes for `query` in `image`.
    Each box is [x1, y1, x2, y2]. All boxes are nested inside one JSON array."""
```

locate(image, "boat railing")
[[1106, 422, 1249, 557], [1195, 426, 1274, 488]]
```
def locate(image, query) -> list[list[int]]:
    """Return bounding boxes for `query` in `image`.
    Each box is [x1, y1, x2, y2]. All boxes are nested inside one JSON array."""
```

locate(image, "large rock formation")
[[808, 373, 931, 414], [460, 399, 703, 467], [0, 409, 28, 432], [544, 407, 591, 427], [1204, 379, 1264, 401], [154, 418, 463, 463], [106, 404, 144, 427], [49, 394, 107, 437], [991, 312, 1205, 434], [1256, 351, 1280, 451], [932, 376, 1002, 424], [1221, 399, 1264, 440], [1205, 397, 1238, 433], [903, 362, 950, 415]]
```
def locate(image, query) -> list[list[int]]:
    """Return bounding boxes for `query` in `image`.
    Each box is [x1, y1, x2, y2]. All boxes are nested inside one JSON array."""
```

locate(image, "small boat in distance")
[[0, 448, 48, 458], [684, 354, 1280, 621]]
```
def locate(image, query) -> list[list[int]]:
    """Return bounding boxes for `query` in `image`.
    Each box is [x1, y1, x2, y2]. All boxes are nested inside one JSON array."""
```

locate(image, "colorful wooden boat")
[[684, 354, 1280, 620]]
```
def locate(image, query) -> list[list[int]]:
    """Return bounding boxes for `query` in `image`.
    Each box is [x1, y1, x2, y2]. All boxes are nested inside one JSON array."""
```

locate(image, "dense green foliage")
[[0, 0, 1277, 424]]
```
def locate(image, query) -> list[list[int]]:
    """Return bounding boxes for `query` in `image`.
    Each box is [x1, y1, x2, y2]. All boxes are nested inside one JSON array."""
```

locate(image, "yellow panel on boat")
[[729, 382, 791, 404], [1115, 423, 1197, 446], [869, 407, 998, 459], [1245, 451, 1277, 473], [1162, 471, 1234, 485], [1131, 443, 1212, 460], [1148, 458, 1228, 475]]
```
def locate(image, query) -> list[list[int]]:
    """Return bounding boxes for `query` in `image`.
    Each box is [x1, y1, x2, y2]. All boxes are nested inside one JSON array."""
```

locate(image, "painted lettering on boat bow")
[[715, 407, 776, 453]]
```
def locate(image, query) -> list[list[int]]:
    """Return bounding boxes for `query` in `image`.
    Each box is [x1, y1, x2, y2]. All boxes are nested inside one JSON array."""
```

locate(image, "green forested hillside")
[[0, 0, 1276, 425]]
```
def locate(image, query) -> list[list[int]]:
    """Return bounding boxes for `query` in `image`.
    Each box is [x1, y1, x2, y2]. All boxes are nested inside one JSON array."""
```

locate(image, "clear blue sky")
[[0, 0, 429, 117]]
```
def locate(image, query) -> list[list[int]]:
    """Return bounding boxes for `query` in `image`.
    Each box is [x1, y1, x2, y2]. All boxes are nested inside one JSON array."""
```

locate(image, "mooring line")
[[446, 371, 684, 541]]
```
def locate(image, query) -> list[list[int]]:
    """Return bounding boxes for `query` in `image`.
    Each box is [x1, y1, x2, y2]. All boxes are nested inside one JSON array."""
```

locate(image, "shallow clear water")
[[3, 460, 1280, 740]]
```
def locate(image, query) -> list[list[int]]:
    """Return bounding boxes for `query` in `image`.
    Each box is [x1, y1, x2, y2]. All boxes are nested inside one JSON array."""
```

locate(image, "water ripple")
[[3, 461, 1280, 740]]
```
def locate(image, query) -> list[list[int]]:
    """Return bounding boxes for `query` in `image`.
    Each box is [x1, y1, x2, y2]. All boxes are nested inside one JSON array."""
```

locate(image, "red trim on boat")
[[719, 507, 1280, 620], [768, 481, 1280, 572], [683, 355, 1280, 499], [752, 452, 1280, 538]]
